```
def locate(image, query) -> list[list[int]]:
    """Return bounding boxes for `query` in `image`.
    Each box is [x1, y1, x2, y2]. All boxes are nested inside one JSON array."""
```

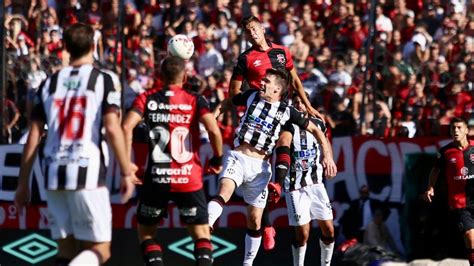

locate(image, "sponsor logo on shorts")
[[294, 214, 301, 223], [139, 204, 162, 218], [179, 207, 197, 217]]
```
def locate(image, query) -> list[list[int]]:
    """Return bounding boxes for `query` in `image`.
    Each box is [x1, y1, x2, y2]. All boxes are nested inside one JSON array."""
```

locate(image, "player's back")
[[136, 85, 209, 192], [36, 64, 120, 190]]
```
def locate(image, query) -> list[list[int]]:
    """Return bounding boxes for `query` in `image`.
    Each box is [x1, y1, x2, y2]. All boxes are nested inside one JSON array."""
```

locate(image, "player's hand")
[[424, 188, 434, 203], [267, 182, 282, 204], [120, 175, 137, 204], [307, 105, 324, 120], [207, 155, 223, 175], [130, 163, 142, 185], [14, 182, 30, 216], [323, 158, 337, 179]]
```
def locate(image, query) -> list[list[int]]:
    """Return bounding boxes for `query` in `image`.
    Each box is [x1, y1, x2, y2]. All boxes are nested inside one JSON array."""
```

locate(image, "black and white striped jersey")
[[31, 64, 121, 190], [283, 117, 327, 191], [232, 90, 308, 154]]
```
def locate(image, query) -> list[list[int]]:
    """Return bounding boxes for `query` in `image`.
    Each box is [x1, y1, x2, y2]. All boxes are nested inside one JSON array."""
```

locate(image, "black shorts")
[[136, 185, 208, 226], [453, 208, 474, 232]]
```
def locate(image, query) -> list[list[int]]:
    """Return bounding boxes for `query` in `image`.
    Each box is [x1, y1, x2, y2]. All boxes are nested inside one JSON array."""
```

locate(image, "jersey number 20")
[[149, 126, 193, 163]]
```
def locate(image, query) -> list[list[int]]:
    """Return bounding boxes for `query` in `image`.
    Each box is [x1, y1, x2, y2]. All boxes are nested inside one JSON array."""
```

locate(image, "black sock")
[[141, 239, 163, 266], [262, 207, 271, 228], [194, 238, 213, 266], [55, 257, 71, 266]]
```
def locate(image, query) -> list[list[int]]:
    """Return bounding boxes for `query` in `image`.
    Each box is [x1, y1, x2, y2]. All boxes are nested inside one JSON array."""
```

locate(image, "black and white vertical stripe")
[[285, 118, 325, 191], [38, 64, 115, 190], [234, 91, 291, 154]]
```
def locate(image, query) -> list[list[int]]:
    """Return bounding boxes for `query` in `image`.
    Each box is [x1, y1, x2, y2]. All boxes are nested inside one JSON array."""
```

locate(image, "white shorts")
[[45, 186, 112, 242], [285, 184, 333, 226], [220, 150, 272, 208]]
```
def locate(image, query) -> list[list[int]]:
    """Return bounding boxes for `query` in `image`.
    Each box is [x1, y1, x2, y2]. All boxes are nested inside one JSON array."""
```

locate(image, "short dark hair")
[[450, 117, 468, 128], [161, 56, 185, 83], [63, 23, 94, 60], [266, 68, 289, 97], [241, 15, 261, 28]]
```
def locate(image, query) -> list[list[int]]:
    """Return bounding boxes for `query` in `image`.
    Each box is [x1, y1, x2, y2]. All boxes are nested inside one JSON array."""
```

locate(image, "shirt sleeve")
[[30, 81, 47, 122], [288, 107, 309, 129], [281, 121, 295, 135], [197, 95, 211, 116], [232, 89, 255, 106], [131, 91, 148, 116], [231, 53, 247, 82], [310, 117, 327, 134], [284, 47, 294, 71], [102, 72, 121, 114]]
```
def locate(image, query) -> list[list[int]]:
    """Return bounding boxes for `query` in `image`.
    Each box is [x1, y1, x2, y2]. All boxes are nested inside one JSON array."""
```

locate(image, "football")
[[167, 34, 195, 60]]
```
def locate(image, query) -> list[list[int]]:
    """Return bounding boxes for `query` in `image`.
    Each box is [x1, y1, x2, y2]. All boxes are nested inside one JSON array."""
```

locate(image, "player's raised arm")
[[306, 120, 337, 178]]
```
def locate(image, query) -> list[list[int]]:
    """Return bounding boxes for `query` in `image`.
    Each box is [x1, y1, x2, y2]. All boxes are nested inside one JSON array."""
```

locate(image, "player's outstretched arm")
[[289, 68, 322, 119], [200, 113, 224, 174], [424, 167, 440, 203], [306, 121, 337, 178], [215, 79, 243, 118], [104, 111, 138, 203], [15, 120, 44, 215]]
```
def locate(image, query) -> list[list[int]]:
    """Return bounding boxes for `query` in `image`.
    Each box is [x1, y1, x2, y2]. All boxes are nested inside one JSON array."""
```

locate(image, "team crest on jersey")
[[461, 167, 469, 175], [277, 54, 286, 65], [275, 111, 284, 120], [470, 154, 474, 163], [147, 100, 158, 111]]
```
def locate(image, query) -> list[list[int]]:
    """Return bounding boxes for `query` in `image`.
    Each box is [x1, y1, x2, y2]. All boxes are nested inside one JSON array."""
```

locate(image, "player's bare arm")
[[289, 68, 322, 119], [424, 167, 440, 203], [104, 111, 139, 203], [306, 120, 337, 178], [216, 79, 243, 118], [200, 113, 224, 174], [14, 120, 44, 215]]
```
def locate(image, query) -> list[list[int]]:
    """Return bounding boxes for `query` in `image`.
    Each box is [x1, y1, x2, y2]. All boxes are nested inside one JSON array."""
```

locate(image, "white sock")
[[69, 250, 100, 265], [291, 243, 307, 266], [207, 200, 223, 227], [320, 239, 334, 266], [243, 234, 261, 266]]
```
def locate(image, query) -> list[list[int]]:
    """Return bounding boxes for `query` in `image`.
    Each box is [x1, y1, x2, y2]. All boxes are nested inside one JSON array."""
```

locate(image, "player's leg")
[[44, 190, 78, 265], [317, 219, 335, 266], [262, 207, 276, 251], [67, 187, 112, 265], [178, 189, 213, 266], [208, 151, 243, 228], [136, 185, 169, 266], [461, 209, 474, 266], [243, 205, 265, 266], [311, 185, 335, 266], [285, 188, 312, 266], [292, 223, 310, 266]]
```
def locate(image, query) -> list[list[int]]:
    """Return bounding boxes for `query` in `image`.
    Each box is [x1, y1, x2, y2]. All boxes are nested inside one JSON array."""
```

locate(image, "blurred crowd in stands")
[[1, 0, 473, 144]]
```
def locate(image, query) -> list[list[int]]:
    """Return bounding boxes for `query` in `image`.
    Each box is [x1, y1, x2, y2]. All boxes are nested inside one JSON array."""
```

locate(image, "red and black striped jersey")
[[132, 84, 211, 192], [232, 42, 294, 90], [31, 64, 121, 190], [437, 140, 474, 209]]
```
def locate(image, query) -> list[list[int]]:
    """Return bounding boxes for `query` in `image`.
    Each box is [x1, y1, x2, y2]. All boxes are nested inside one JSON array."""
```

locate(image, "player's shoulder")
[[439, 141, 457, 153], [270, 43, 288, 50]]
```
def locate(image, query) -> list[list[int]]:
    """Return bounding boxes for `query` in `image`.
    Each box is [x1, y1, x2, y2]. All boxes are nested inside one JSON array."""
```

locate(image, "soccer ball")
[[167, 34, 195, 60]]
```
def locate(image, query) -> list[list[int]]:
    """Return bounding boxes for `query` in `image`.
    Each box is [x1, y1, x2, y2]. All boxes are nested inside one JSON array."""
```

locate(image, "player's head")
[[64, 23, 95, 61], [292, 92, 310, 115], [449, 117, 469, 142], [260, 68, 289, 101], [241, 15, 265, 45], [160, 56, 186, 84]]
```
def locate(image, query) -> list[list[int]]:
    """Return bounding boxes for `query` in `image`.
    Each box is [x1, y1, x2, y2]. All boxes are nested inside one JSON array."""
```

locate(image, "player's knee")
[[247, 214, 261, 229], [293, 235, 308, 246], [321, 234, 335, 245]]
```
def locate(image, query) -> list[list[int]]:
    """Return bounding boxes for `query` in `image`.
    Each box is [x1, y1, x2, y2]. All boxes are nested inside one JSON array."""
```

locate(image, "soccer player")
[[223, 14, 323, 249], [217, 15, 321, 119], [122, 56, 223, 266], [424, 117, 474, 266], [14, 23, 136, 266], [207, 68, 337, 265], [268, 93, 336, 266]]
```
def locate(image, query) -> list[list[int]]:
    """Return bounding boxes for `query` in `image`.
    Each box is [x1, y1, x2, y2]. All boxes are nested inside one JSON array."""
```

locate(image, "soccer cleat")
[[263, 226, 276, 251]]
